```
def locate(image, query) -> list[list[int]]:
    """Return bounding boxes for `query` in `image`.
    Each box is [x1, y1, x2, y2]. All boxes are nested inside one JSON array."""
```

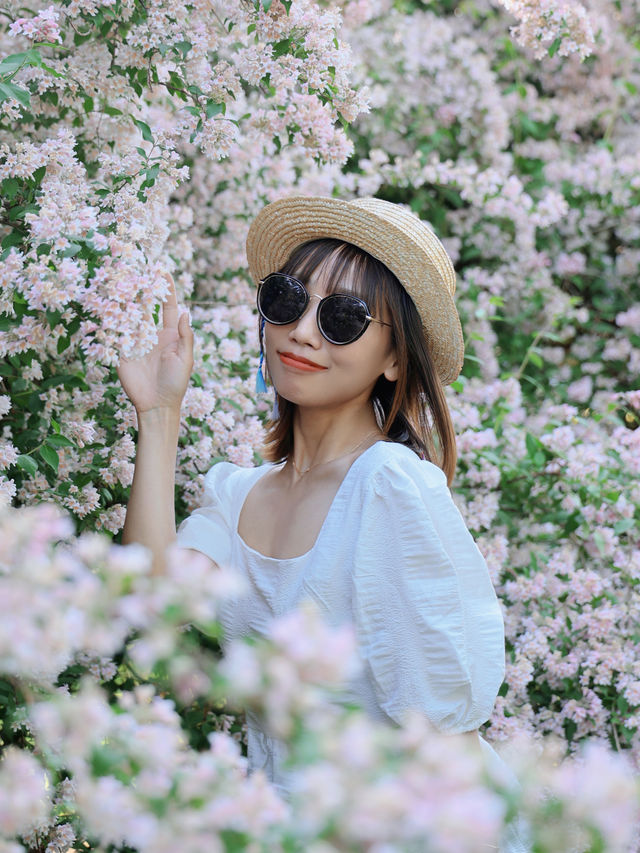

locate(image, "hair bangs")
[[278, 239, 389, 323]]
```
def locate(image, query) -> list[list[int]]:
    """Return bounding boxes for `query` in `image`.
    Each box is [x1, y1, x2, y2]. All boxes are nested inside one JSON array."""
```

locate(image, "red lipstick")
[[278, 352, 327, 372]]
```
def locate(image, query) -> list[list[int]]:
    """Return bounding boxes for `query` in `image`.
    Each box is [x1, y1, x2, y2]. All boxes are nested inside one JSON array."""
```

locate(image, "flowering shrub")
[[1, 501, 638, 853], [449, 379, 640, 768], [0, 0, 365, 522], [2, 0, 640, 848]]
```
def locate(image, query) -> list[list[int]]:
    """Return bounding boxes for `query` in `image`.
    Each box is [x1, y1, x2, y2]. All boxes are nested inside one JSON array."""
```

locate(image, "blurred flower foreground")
[[1, 0, 640, 849], [0, 501, 638, 853]]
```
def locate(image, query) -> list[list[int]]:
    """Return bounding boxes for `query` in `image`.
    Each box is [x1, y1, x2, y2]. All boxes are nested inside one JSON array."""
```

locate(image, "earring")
[[255, 350, 267, 392], [255, 318, 268, 392], [271, 394, 280, 420]]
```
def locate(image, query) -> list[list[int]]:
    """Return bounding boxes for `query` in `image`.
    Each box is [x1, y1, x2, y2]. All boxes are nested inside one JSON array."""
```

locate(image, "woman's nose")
[[289, 294, 322, 347]]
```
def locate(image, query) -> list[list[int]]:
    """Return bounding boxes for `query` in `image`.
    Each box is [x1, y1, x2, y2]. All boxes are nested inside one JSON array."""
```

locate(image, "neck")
[[290, 401, 383, 475]]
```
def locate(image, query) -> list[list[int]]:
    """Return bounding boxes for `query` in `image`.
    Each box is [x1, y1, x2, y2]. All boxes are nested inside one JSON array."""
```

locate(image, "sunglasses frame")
[[257, 273, 391, 346]]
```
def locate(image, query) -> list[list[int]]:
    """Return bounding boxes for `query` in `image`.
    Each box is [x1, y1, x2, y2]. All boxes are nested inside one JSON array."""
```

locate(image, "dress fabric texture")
[[175, 440, 528, 852]]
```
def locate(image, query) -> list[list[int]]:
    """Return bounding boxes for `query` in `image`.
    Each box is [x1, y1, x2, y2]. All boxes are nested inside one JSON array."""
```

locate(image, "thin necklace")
[[291, 431, 381, 477]]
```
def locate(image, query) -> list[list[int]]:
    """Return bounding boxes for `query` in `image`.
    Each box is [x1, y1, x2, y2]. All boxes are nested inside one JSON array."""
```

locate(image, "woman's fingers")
[[177, 310, 194, 361], [161, 272, 179, 330]]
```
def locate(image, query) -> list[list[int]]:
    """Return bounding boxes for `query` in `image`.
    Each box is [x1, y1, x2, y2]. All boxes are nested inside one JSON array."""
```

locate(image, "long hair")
[[259, 239, 458, 485]]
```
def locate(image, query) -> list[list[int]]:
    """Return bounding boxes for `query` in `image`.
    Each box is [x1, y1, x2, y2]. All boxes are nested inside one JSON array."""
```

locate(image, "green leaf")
[[529, 351, 543, 368], [39, 445, 59, 472], [205, 100, 225, 119], [45, 309, 62, 328], [39, 61, 64, 79], [16, 454, 38, 476], [46, 434, 75, 449], [0, 49, 41, 76], [8, 203, 38, 221], [31, 165, 46, 185], [548, 37, 562, 57], [525, 432, 543, 459], [133, 119, 153, 142], [593, 530, 606, 557], [0, 81, 30, 108], [1, 231, 24, 252], [173, 40, 192, 59], [450, 379, 464, 393], [613, 518, 635, 535], [272, 37, 292, 58], [1, 178, 20, 201], [262, 0, 273, 10]]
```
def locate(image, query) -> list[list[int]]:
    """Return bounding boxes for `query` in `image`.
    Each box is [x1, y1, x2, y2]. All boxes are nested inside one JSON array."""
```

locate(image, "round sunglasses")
[[257, 273, 391, 346]]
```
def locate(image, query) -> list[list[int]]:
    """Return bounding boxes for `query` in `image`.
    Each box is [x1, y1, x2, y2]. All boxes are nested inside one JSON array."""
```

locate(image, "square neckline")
[[235, 440, 388, 562]]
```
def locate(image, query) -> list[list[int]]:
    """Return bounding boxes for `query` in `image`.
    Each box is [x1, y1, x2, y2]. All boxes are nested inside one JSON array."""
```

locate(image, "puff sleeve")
[[352, 453, 505, 734], [174, 462, 238, 568]]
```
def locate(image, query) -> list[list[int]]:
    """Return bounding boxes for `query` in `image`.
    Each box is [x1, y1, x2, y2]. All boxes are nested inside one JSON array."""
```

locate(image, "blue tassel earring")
[[255, 318, 268, 392]]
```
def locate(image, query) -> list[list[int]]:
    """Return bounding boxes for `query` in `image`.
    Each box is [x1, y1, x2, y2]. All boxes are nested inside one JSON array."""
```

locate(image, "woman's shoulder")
[[200, 458, 274, 501], [358, 440, 448, 492]]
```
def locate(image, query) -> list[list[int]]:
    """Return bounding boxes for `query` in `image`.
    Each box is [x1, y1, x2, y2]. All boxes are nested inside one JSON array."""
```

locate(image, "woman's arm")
[[116, 273, 195, 575], [121, 407, 182, 576]]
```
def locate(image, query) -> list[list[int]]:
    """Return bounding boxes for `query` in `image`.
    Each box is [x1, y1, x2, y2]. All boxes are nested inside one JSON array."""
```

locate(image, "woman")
[[119, 196, 527, 851]]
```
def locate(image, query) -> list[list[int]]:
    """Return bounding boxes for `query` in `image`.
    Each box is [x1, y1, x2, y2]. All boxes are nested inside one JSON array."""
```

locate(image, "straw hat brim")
[[246, 195, 464, 385]]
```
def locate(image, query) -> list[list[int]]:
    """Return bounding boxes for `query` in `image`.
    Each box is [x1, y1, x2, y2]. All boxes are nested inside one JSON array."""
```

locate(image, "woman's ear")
[[383, 353, 399, 383]]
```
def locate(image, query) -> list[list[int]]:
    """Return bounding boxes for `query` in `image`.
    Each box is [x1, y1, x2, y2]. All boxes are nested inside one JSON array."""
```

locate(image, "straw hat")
[[246, 195, 464, 385]]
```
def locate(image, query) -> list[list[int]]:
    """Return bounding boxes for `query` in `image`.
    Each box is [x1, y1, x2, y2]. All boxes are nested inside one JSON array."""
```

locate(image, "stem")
[[611, 721, 622, 751], [514, 327, 545, 380]]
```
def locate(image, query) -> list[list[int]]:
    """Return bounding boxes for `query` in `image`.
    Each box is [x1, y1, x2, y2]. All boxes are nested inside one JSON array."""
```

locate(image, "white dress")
[[175, 440, 529, 852]]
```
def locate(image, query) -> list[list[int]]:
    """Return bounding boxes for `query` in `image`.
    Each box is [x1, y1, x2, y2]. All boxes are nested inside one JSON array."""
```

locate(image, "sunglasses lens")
[[318, 294, 369, 344], [258, 275, 307, 324]]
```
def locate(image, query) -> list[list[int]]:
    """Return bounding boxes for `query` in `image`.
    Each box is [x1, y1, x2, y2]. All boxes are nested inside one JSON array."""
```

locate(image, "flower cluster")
[[498, 0, 595, 60], [1, 502, 638, 853], [0, 0, 365, 518], [220, 601, 358, 738], [450, 379, 640, 772]]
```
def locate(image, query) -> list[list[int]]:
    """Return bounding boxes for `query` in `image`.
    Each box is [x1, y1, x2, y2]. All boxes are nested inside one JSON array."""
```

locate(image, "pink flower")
[[566, 375, 593, 402], [0, 748, 51, 835], [9, 5, 62, 43], [616, 305, 640, 334]]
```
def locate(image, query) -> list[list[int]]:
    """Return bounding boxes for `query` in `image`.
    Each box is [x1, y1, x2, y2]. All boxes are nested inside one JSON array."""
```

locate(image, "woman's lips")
[[278, 352, 327, 372]]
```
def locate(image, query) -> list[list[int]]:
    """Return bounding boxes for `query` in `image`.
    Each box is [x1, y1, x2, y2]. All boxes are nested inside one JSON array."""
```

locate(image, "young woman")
[[119, 196, 527, 852]]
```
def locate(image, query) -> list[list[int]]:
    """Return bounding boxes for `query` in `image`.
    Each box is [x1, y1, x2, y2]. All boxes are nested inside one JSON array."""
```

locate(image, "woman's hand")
[[116, 273, 194, 414]]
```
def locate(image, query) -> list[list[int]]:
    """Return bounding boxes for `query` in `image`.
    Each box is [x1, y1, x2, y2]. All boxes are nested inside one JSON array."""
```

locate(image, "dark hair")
[[259, 239, 458, 485]]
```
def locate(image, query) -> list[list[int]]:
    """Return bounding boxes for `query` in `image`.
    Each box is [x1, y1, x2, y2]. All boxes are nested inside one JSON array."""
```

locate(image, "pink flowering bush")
[[0, 0, 366, 523], [2, 0, 640, 847], [1, 501, 638, 853], [449, 380, 640, 768]]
